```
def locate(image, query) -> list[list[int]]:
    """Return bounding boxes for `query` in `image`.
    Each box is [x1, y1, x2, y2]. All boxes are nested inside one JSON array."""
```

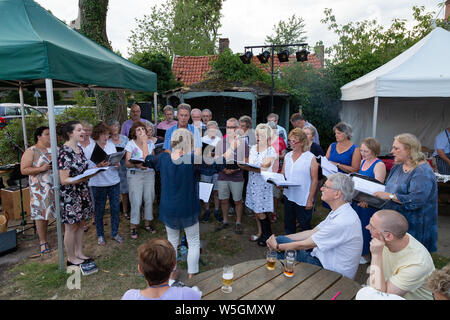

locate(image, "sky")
[[35, 0, 445, 58]]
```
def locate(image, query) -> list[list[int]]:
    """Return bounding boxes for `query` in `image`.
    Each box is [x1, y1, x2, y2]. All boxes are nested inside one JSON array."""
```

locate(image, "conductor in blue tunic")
[[145, 128, 227, 280]]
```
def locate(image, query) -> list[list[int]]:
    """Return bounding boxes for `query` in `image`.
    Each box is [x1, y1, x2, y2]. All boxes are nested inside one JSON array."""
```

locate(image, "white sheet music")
[[68, 167, 107, 183], [352, 176, 385, 195], [320, 156, 338, 177], [199, 182, 214, 202], [260, 171, 301, 187]]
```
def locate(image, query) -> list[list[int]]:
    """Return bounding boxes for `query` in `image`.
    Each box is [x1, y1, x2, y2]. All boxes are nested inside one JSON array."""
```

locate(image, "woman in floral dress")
[[57, 121, 97, 266], [20, 126, 55, 255]]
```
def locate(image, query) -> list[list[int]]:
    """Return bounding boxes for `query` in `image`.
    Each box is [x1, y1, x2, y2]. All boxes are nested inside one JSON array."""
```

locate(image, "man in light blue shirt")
[[163, 103, 202, 152], [434, 127, 450, 175]]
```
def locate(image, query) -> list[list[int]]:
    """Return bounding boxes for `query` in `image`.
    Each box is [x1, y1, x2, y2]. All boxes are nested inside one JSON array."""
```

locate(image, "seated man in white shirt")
[[356, 209, 435, 300], [267, 172, 363, 279]]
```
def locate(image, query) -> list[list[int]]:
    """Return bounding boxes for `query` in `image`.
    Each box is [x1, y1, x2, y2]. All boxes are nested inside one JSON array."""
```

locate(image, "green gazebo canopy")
[[0, 0, 156, 92]]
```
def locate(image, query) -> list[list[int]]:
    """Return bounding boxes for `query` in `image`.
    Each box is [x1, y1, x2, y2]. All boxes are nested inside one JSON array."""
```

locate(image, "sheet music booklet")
[[350, 173, 387, 209], [260, 171, 301, 187]]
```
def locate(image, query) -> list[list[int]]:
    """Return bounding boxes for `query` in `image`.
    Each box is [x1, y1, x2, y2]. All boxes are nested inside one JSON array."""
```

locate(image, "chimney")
[[219, 38, 230, 54], [446, 1, 450, 21], [314, 45, 325, 68]]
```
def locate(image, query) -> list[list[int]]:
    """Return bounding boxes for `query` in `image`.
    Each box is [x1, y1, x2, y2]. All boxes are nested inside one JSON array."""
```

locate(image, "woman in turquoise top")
[[326, 122, 361, 174], [374, 133, 438, 253], [351, 138, 386, 264]]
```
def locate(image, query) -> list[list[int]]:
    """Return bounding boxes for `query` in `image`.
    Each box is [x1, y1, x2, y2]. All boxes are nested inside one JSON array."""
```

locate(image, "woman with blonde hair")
[[145, 128, 225, 280], [374, 133, 438, 252], [240, 123, 277, 246], [281, 128, 318, 235], [352, 137, 386, 264]]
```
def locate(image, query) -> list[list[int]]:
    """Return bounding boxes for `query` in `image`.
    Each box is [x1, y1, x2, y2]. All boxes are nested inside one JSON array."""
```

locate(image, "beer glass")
[[266, 249, 277, 270], [221, 265, 234, 293], [283, 250, 296, 277]]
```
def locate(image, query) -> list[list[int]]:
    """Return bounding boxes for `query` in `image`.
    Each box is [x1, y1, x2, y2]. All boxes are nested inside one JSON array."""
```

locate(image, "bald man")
[[121, 104, 149, 137], [358, 209, 435, 300]]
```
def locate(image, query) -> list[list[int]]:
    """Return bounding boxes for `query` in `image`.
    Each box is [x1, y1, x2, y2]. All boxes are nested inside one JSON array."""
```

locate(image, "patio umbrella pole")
[[19, 85, 28, 149], [45, 79, 65, 272]]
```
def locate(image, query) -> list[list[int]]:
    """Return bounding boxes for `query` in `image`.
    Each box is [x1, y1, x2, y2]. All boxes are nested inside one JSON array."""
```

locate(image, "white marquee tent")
[[340, 27, 450, 154]]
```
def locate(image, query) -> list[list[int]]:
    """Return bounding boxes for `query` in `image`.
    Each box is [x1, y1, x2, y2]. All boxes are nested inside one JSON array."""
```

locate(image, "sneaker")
[[97, 236, 106, 246], [215, 222, 229, 231], [213, 210, 223, 222], [112, 234, 124, 244], [235, 223, 243, 235], [228, 207, 235, 216], [360, 256, 369, 264], [201, 210, 210, 223]]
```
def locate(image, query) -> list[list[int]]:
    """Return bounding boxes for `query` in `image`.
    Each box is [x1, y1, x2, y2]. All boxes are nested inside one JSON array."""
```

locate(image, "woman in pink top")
[[121, 239, 201, 300]]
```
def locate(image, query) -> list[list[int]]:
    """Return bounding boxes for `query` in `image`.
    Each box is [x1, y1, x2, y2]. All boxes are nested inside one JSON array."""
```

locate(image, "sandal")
[[250, 234, 260, 242], [130, 229, 138, 239], [123, 212, 130, 219], [270, 213, 277, 223], [40, 242, 51, 255], [144, 225, 157, 234]]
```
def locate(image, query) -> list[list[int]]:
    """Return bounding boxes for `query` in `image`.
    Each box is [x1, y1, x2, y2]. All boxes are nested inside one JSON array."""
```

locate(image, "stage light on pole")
[[240, 51, 253, 64], [277, 49, 290, 63], [257, 50, 271, 64], [296, 49, 309, 62]]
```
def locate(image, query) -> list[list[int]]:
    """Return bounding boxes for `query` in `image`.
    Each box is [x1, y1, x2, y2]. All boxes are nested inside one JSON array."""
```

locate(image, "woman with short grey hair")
[[326, 122, 361, 174]]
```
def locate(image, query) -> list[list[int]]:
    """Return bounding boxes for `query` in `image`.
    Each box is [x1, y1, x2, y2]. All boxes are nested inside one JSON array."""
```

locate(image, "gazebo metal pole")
[[154, 92, 158, 125], [45, 78, 65, 272], [372, 96, 379, 138], [19, 85, 28, 149]]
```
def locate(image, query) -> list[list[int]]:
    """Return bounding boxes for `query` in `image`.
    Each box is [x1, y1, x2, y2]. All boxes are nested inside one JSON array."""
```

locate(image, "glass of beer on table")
[[284, 250, 296, 278], [221, 265, 234, 293], [266, 249, 277, 270]]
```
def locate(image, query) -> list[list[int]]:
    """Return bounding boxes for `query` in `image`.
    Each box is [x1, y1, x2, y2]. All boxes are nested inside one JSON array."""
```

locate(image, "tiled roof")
[[172, 53, 322, 86], [172, 56, 216, 86]]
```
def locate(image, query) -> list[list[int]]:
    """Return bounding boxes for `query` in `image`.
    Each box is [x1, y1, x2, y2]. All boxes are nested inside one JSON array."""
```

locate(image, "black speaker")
[[0, 230, 17, 255], [137, 102, 153, 122]]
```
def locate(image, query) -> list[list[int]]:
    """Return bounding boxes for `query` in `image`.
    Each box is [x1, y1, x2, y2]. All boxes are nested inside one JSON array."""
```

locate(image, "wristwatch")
[[276, 243, 280, 251], [389, 193, 395, 200]]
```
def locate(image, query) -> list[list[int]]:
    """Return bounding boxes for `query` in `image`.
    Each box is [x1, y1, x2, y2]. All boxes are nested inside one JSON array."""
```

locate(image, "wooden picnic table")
[[185, 259, 362, 300]]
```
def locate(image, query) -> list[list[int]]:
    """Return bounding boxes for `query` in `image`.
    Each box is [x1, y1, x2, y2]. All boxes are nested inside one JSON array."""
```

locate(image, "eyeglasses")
[[226, 126, 237, 129]]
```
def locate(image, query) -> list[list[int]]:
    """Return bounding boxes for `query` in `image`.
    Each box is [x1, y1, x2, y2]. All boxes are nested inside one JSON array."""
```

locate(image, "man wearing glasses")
[[356, 209, 435, 300], [267, 173, 363, 280], [215, 118, 249, 234]]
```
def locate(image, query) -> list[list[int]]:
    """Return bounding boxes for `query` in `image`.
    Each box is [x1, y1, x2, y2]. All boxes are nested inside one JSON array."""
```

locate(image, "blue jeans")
[[284, 197, 312, 235], [276, 235, 323, 267], [92, 183, 120, 238]]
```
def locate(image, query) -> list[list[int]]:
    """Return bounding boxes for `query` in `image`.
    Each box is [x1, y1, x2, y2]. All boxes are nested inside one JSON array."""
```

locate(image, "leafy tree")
[[280, 62, 340, 149], [128, 0, 224, 57], [265, 14, 307, 54], [208, 49, 274, 87], [78, 0, 127, 123], [321, 6, 449, 90], [129, 52, 182, 100]]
